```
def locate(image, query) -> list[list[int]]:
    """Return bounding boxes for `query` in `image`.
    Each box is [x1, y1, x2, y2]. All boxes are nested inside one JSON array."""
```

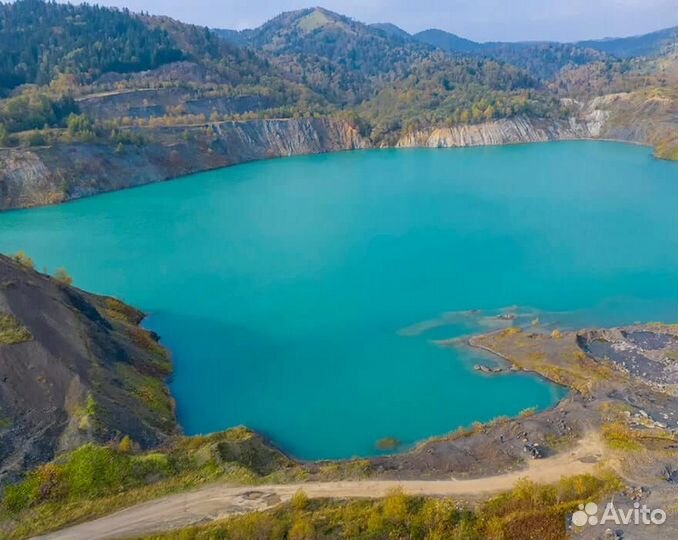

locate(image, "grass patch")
[[0, 429, 298, 539], [114, 364, 174, 425], [129, 327, 170, 365], [602, 422, 677, 452], [102, 297, 141, 325], [0, 313, 32, 345]]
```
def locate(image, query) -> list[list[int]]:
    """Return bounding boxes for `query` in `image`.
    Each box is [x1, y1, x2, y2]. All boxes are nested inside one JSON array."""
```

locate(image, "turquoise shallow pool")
[[1, 141, 677, 459]]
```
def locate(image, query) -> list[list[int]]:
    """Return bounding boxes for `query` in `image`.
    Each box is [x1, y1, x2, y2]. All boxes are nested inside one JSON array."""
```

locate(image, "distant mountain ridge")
[[215, 10, 676, 83], [217, 11, 676, 61], [412, 25, 678, 60], [577, 26, 678, 58]]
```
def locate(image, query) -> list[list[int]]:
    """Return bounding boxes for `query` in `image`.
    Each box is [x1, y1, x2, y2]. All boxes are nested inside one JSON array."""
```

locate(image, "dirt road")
[[34, 433, 605, 540]]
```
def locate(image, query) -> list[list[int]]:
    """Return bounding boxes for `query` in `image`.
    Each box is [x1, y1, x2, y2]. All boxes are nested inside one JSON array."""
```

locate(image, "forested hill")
[[212, 7, 541, 111], [214, 7, 437, 105], [0, 0, 180, 89], [0, 0, 277, 92]]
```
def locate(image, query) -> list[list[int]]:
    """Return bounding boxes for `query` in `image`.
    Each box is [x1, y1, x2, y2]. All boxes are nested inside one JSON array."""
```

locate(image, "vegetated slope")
[[217, 7, 438, 106], [475, 42, 609, 80], [358, 57, 555, 142], [0, 0, 294, 93], [0, 0, 183, 91], [577, 26, 678, 58], [0, 254, 177, 483], [414, 28, 610, 79]]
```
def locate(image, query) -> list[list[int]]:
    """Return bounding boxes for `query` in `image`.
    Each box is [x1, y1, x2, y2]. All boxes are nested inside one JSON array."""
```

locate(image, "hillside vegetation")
[[0, 428, 301, 540]]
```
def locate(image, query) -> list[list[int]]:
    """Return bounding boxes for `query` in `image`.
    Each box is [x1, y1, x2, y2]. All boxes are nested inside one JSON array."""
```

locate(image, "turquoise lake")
[[1, 141, 677, 460]]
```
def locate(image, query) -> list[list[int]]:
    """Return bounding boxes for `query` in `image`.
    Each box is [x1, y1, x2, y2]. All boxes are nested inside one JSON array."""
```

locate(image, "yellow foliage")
[[12, 251, 34, 269]]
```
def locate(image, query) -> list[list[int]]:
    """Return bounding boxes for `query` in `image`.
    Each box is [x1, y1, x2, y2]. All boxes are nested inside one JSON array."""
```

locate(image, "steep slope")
[[0, 255, 177, 482]]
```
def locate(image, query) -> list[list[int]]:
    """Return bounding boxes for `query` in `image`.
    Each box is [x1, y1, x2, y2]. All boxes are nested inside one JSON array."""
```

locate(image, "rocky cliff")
[[0, 255, 177, 483], [394, 116, 596, 148], [0, 98, 674, 211], [0, 118, 368, 211]]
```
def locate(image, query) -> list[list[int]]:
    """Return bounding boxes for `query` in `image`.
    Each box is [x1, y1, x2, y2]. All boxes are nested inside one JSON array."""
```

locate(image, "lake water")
[[1, 141, 677, 460]]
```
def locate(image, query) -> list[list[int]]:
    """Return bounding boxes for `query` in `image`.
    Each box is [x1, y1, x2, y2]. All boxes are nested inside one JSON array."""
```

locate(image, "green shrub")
[[26, 130, 48, 147]]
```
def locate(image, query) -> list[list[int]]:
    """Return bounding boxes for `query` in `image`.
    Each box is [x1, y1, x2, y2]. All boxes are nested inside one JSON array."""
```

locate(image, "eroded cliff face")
[[394, 117, 597, 148], [0, 98, 673, 212], [0, 118, 368, 211]]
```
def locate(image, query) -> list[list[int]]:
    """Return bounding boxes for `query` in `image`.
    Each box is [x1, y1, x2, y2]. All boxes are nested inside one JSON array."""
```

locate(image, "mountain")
[[414, 29, 483, 53], [412, 25, 678, 79], [215, 8, 441, 105], [211, 7, 540, 111], [577, 26, 678, 58]]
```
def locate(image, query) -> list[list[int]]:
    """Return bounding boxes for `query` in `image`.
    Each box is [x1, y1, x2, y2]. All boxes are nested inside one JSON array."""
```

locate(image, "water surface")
[[1, 141, 677, 459]]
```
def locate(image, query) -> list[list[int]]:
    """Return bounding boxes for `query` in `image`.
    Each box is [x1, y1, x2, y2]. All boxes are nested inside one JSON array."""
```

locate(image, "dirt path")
[[34, 432, 606, 540]]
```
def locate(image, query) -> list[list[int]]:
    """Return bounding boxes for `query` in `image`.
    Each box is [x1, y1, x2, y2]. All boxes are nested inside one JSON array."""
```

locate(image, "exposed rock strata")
[[395, 117, 595, 148], [0, 96, 673, 211], [0, 118, 367, 211]]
